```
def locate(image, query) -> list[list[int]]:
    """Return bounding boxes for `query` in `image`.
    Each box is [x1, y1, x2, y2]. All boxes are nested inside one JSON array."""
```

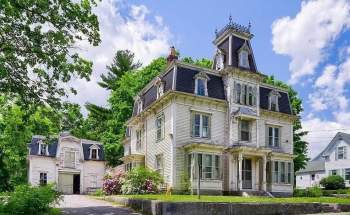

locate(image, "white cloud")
[[67, 0, 171, 114], [302, 117, 350, 159], [309, 53, 350, 112], [272, 0, 350, 83]]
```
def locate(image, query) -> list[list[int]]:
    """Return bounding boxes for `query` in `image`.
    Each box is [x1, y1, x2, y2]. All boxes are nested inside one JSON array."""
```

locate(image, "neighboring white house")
[[121, 19, 295, 196], [28, 132, 106, 194], [296, 132, 350, 189]]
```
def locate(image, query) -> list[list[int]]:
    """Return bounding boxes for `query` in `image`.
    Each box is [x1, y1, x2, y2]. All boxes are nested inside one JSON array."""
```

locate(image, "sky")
[[69, 0, 350, 159]]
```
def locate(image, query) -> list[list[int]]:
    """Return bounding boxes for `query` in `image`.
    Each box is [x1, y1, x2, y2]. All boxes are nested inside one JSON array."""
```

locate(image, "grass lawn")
[[117, 194, 350, 204]]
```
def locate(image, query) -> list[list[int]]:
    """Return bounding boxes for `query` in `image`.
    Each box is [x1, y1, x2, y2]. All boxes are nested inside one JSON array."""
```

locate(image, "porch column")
[[238, 153, 243, 190], [262, 155, 267, 191]]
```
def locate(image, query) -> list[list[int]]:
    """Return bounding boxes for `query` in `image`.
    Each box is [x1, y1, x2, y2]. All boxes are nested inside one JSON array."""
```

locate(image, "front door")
[[73, 174, 80, 194], [242, 158, 252, 189], [58, 173, 73, 194]]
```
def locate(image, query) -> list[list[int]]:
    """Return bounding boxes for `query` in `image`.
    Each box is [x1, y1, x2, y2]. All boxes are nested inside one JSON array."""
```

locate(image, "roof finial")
[[229, 14, 233, 24], [248, 21, 252, 32]]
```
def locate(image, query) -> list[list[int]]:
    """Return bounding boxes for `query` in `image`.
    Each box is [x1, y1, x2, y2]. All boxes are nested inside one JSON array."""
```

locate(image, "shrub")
[[91, 189, 105, 197], [121, 167, 163, 195], [103, 171, 124, 195], [0, 184, 61, 215], [294, 186, 322, 197], [320, 175, 345, 190]]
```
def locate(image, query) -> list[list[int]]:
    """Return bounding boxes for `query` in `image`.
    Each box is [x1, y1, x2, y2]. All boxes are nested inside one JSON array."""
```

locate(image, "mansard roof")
[[131, 61, 292, 117], [28, 134, 105, 161], [313, 132, 350, 161]]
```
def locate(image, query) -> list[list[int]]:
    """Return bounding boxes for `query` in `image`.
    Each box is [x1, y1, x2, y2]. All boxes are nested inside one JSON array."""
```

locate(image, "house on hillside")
[[28, 132, 106, 194], [121, 18, 295, 196], [296, 132, 350, 189]]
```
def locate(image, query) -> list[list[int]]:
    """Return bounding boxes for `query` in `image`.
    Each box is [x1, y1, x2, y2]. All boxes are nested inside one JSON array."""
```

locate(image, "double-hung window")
[[269, 94, 279, 111], [268, 126, 280, 147], [345, 169, 350, 181], [337, 146, 347, 160], [40, 144, 47, 155], [239, 50, 249, 68], [196, 79, 206, 96], [239, 120, 250, 141], [40, 172, 47, 186], [192, 112, 210, 138], [136, 129, 142, 151], [156, 114, 164, 141], [155, 154, 163, 174], [91, 149, 97, 159]]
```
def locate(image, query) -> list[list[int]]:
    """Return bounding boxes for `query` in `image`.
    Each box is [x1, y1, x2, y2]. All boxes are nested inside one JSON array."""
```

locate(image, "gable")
[[313, 132, 350, 161]]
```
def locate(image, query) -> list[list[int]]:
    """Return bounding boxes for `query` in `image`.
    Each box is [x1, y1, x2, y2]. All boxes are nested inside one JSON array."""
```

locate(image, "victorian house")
[[28, 132, 106, 194], [122, 19, 295, 196]]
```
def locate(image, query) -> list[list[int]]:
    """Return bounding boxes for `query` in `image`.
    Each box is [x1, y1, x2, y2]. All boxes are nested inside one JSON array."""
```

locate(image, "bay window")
[[272, 161, 292, 184], [188, 153, 221, 180]]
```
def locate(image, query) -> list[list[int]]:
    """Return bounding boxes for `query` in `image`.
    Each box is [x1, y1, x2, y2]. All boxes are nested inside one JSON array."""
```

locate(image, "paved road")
[[58, 195, 141, 215]]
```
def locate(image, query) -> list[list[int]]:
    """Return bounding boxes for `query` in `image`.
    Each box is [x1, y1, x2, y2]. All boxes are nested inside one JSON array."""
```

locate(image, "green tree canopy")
[[0, 0, 100, 107], [99, 50, 142, 90]]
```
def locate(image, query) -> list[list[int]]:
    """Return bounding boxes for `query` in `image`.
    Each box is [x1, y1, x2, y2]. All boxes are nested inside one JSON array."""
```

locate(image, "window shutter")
[[249, 121, 252, 142], [278, 127, 282, 147], [238, 120, 241, 141], [208, 115, 211, 138], [233, 82, 236, 103], [190, 112, 194, 137], [253, 87, 257, 106], [344, 147, 347, 159], [265, 126, 269, 147], [335, 147, 338, 160], [240, 85, 244, 104]]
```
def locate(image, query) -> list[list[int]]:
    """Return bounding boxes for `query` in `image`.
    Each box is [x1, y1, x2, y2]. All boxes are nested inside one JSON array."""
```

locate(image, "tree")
[[264, 76, 309, 172], [0, 0, 100, 107], [99, 50, 142, 90], [182, 57, 213, 69]]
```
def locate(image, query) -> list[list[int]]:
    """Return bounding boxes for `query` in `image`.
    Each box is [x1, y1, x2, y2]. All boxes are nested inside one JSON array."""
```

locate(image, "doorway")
[[73, 174, 80, 194], [242, 158, 252, 189]]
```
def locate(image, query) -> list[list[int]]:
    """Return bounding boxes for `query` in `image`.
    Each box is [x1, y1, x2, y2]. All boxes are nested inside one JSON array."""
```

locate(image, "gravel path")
[[58, 195, 141, 215]]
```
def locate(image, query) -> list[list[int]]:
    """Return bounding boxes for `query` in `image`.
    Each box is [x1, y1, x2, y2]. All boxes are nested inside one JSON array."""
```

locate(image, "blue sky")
[[71, 0, 350, 158]]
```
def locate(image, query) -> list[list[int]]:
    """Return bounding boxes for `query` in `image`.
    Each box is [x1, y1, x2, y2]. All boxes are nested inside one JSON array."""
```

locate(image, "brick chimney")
[[167, 46, 178, 64]]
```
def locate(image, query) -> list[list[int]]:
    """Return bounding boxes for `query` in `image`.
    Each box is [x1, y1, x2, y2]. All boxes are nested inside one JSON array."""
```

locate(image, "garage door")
[[58, 173, 73, 194]]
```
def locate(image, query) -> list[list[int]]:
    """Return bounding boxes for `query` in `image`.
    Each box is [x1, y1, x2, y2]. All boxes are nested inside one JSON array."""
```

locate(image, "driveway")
[[58, 195, 141, 215]]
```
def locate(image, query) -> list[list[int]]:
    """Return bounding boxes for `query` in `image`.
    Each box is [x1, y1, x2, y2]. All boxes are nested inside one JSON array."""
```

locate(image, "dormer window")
[[89, 146, 99, 160], [39, 143, 48, 156], [155, 77, 164, 99], [239, 50, 249, 68], [137, 98, 143, 114], [269, 90, 280, 111], [194, 71, 210, 96], [238, 41, 250, 69], [91, 149, 97, 159]]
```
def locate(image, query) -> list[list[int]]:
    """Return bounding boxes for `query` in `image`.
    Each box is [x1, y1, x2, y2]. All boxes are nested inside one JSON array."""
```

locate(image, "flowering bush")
[[103, 171, 124, 195], [121, 167, 163, 195]]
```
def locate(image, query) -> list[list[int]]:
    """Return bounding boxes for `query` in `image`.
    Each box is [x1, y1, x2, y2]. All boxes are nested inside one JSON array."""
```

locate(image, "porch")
[[228, 146, 271, 192]]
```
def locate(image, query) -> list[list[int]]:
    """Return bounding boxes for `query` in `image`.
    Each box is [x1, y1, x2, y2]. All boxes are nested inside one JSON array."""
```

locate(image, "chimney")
[[167, 46, 178, 64]]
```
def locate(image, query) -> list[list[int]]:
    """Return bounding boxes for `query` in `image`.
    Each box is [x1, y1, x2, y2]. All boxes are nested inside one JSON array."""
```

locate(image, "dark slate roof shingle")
[[259, 87, 292, 114], [82, 143, 105, 161], [28, 137, 58, 157], [175, 66, 225, 100]]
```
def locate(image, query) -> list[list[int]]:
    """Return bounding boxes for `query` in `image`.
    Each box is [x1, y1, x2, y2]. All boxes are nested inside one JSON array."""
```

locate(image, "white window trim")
[[267, 125, 280, 148], [268, 90, 281, 112], [194, 71, 210, 96], [39, 172, 47, 185], [239, 119, 251, 142], [136, 129, 142, 151], [38, 142, 49, 156], [155, 113, 165, 142], [239, 50, 249, 68], [191, 112, 211, 138], [272, 161, 292, 185], [191, 153, 222, 180], [89, 145, 99, 160], [155, 154, 164, 173], [336, 146, 347, 160], [234, 82, 256, 106]]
